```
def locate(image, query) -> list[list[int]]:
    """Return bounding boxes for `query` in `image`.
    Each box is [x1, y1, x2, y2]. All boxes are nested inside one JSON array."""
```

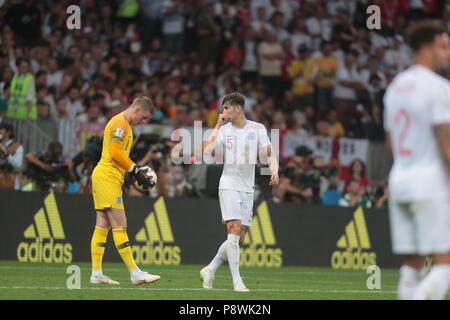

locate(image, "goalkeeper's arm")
[[110, 141, 150, 187]]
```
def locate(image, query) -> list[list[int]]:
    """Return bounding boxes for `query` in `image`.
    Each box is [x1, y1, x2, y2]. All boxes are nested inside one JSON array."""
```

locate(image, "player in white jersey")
[[200, 92, 279, 292], [384, 20, 450, 300]]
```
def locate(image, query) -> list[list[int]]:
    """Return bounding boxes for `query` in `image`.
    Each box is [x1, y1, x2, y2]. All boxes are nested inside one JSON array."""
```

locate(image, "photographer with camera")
[[0, 121, 24, 190], [71, 135, 103, 194], [24, 141, 75, 192], [272, 145, 314, 204]]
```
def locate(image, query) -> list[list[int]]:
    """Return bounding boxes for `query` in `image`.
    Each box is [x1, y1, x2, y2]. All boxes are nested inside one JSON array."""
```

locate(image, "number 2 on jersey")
[[395, 108, 412, 157]]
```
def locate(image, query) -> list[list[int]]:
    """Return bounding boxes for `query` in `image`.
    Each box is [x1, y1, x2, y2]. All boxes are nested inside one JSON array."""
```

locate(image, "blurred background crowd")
[[0, 0, 447, 208]]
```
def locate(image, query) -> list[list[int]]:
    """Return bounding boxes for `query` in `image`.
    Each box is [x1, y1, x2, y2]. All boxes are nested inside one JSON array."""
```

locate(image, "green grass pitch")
[[0, 261, 448, 300]]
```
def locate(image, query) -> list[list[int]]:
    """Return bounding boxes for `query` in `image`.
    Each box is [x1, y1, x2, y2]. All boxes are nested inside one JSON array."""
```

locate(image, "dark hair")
[[16, 58, 29, 67], [407, 20, 447, 53], [48, 141, 63, 152], [222, 92, 245, 108], [349, 159, 366, 177]]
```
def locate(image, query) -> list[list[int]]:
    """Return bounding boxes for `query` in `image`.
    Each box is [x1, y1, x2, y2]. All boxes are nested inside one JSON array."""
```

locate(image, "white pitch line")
[[0, 286, 397, 294]]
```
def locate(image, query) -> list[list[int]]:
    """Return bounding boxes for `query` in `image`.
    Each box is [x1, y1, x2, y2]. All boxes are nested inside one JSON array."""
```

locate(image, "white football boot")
[[131, 270, 160, 285], [200, 267, 215, 289], [90, 274, 120, 285]]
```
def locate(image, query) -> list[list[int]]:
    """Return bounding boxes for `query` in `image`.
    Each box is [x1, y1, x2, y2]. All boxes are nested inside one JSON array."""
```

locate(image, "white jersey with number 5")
[[384, 65, 450, 201], [216, 120, 271, 192]]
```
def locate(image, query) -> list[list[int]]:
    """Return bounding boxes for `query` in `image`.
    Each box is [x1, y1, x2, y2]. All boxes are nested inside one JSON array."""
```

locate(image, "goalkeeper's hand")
[[129, 164, 152, 189]]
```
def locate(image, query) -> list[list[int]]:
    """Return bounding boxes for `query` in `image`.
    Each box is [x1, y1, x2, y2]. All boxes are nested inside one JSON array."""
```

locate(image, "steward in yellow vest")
[[7, 59, 37, 120]]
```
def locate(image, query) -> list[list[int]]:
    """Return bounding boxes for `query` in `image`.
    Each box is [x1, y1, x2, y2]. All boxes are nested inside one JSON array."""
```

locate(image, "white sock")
[[398, 265, 422, 300], [130, 267, 142, 278], [226, 234, 242, 286], [91, 270, 103, 277], [412, 264, 450, 300], [206, 240, 228, 273]]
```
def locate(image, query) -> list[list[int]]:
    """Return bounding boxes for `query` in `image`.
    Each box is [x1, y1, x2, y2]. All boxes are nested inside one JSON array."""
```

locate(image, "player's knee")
[[227, 222, 241, 235]]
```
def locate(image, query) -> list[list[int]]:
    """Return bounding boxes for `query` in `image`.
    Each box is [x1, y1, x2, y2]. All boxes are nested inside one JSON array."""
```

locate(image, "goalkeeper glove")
[[129, 164, 152, 189]]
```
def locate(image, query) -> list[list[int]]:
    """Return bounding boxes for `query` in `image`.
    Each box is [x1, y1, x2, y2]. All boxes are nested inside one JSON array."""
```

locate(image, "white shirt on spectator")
[[371, 32, 390, 49], [384, 44, 412, 72], [251, 0, 271, 20], [359, 68, 387, 88], [242, 40, 258, 72], [291, 32, 312, 57], [162, 0, 184, 34], [266, 0, 298, 27], [47, 71, 64, 88], [251, 20, 272, 34], [333, 64, 361, 100], [65, 98, 85, 120], [332, 48, 345, 65], [305, 17, 332, 46], [267, 25, 290, 43]]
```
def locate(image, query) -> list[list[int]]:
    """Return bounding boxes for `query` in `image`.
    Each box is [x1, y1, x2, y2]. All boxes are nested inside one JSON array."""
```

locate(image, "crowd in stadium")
[[0, 0, 446, 207]]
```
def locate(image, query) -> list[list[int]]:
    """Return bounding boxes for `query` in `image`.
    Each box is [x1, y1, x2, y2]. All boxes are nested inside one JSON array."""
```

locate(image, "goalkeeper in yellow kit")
[[89, 96, 160, 285]]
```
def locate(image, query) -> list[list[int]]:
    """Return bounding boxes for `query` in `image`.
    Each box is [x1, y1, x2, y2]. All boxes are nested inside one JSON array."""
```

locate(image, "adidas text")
[[17, 238, 72, 263], [240, 244, 282, 267], [331, 248, 376, 270], [132, 241, 181, 265]]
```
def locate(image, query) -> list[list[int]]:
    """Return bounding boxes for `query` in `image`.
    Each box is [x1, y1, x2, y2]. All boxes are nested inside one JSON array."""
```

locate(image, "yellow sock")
[[112, 228, 138, 271], [91, 226, 108, 272]]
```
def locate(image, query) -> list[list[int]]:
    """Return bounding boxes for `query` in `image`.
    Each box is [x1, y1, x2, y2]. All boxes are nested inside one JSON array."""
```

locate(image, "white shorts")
[[389, 199, 450, 255], [219, 189, 254, 226]]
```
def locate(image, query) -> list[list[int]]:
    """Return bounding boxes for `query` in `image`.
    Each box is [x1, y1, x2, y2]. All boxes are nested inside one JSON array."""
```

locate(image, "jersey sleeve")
[[431, 84, 450, 125], [109, 116, 134, 171], [258, 124, 271, 149]]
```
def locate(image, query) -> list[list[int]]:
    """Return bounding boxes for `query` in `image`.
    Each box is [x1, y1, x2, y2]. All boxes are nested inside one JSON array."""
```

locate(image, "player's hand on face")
[[269, 172, 279, 186], [217, 113, 228, 127]]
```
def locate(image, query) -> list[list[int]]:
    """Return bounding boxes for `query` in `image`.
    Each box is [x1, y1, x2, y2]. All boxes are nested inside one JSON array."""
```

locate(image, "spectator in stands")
[[327, 109, 345, 138], [7, 58, 37, 120], [36, 99, 57, 139], [162, 0, 185, 54], [258, 31, 284, 99], [322, 178, 341, 206], [251, 6, 271, 40], [0, 121, 23, 190], [338, 178, 372, 208], [333, 49, 363, 131], [241, 27, 259, 84], [314, 40, 338, 117], [65, 86, 85, 120], [288, 44, 316, 111], [344, 158, 370, 190]]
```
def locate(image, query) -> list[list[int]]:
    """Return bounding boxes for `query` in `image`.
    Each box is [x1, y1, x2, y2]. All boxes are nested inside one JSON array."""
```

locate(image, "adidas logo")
[[17, 193, 72, 263], [241, 201, 283, 268], [132, 197, 181, 265], [331, 207, 376, 270]]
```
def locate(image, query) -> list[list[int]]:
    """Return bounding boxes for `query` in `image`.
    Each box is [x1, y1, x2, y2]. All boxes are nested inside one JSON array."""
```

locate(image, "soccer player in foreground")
[[200, 92, 279, 292], [89, 96, 161, 285], [384, 20, 450, 299]]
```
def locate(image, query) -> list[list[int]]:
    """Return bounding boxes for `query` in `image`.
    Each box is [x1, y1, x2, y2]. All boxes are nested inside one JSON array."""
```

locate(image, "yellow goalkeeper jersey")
[[95, 112, 134, 183]]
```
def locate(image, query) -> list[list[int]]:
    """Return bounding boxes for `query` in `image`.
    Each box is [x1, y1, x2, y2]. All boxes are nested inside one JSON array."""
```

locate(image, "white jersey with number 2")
[[384, 64, 450, 201]]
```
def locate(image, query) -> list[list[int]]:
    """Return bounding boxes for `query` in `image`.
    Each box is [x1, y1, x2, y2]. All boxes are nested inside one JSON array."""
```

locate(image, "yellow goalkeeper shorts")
[[91, 166, 124, 210]]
